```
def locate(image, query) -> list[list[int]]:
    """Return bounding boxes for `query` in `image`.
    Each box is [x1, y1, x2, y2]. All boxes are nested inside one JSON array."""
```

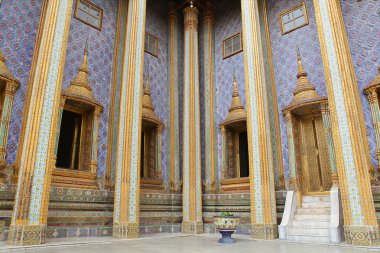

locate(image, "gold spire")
[[283, 47, 326, 112], [297, 46, 306, 77], [62, 42, 99, 105], [220, 74, 247, 126], [0, 48, 18, 82], [142, 70, 163, 126]]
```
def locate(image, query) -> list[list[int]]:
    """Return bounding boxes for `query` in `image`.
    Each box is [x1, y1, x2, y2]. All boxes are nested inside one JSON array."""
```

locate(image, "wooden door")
[[299, 114, 332, 195]]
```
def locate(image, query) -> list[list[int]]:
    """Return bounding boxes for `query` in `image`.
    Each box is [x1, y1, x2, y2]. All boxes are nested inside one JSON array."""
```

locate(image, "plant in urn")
[[214, 212, 240, 243]]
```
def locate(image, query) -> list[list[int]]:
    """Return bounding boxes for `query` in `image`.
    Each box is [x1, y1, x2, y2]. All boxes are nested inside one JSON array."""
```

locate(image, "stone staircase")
[[286, 195, 331, 243]]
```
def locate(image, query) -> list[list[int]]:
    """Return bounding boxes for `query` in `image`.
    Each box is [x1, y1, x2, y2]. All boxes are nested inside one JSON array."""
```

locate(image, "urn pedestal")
[[213, 216, 240, 243]]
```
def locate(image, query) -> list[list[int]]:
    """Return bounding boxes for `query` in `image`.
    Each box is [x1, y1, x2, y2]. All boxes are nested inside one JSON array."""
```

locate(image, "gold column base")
[[8, 224, 46, 245], [344, 225, 380, 246], [182, 221, 203, 234], [251, 223, 278, 240], [112, 222, 139, 239]]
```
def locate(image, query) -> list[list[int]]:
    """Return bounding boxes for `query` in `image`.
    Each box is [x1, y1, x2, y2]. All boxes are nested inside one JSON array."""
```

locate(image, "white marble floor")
[[1, 235, 379, 253]]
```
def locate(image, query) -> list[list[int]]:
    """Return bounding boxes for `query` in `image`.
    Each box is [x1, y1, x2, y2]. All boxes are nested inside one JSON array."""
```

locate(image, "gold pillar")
[[321, 102, 339, 186], [112, 0, 146, 239], [240, 0, 278, 239], [0, 81, 19, 169], [365, 87, 380, 174], [8, 0, 73, 245], [182, 4, 203, 234], [90, 107, 102, 173], [168, 0, 180, 193], [313, 0, 378, 245], [0, 49, 20, 171], [203, 0, 218, 193], [105, 0, 129, 190], [262, 0, 285, 190]]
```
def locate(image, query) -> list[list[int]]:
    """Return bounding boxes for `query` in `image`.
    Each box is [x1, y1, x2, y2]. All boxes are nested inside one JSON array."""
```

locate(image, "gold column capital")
[[284, 111, 293, 123], [203, 0, 215, 23], [4, 81, 19, 96], [183, 6, 198, 31], [367, 88, 378, 104]]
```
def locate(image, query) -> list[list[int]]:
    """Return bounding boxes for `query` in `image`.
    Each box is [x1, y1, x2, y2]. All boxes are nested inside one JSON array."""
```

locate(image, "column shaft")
[[313, 0, 378, 245], [0, 81, 18, 167], [182, 5, 203, 234], [90, 108, 101, 173], [321, 102, 339, 186], [105, 0, 129, 190], [367, 89, 380, 169], [167, 2, 180, 192], [113, 0, 147, 239], [240, 0, 278, 239], [203, 1, 218, 193], [9, 0, 73, 245]]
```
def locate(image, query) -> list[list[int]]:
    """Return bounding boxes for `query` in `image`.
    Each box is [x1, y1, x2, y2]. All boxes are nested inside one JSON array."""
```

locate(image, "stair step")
[[286, 234, 330, 243], [296, 208, 330, 215], [302, 195, 330, 203], [292, 220, 330, 227], [302, 202, 331, 208], [287, 226, 329, 236], [294, 214, 330, 220]]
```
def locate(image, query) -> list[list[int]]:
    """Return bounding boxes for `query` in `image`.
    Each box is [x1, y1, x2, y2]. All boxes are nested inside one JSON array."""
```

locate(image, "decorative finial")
[[144, 59, 151, 95], [296, 46, 306, 77], [232, 72, 239, 96], [79, 40, 89, 72], [84, 38, 89, 56], [190, 0, 194, 7]]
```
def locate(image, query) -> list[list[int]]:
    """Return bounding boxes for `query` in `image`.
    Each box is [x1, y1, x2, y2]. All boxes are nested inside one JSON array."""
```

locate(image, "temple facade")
[[0, 0, 379, 247]]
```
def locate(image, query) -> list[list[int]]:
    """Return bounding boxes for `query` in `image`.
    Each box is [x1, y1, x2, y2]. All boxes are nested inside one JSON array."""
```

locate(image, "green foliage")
[[221, 212, 234, 217]]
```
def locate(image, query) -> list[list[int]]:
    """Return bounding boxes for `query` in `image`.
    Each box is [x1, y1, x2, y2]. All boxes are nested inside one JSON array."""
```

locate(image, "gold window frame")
[[279, 2, 309, 35], [145, 32, 159, 57], [223, 32, 243, 59], [74, 0, 103, 31]]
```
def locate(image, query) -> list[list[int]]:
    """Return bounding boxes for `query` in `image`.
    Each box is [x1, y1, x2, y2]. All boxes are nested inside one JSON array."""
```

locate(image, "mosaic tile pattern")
[[62, 0, 118, 176], [266, 0, 326, 178], [144, 0, 169, 185], [0, 0, 43, 164], [215, 0, 245, 179], [341, 0, 379, 165]]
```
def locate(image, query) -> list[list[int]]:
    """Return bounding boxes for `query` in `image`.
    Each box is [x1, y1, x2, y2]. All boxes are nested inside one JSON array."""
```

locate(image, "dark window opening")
[[239, 131, 249, 177], [56, 110, 82, 170], [140, 132, 145, 177]]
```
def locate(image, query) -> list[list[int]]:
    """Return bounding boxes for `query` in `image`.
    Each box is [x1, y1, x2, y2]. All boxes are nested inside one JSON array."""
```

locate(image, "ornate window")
[[223, 32, 243, 59], [140, 73, 164, 192], [282, 49, 336, 199], [145, 33, 158, 57], [53, 46, 103, 189], [280, 2, 309, 35], [74, 0, 103, 30], [220, 75, 249, 192], [0, 50, 19, 183]]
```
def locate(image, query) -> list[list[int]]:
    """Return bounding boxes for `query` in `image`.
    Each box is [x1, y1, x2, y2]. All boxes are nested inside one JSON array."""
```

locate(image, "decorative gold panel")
[[299, 114, 331, 195]]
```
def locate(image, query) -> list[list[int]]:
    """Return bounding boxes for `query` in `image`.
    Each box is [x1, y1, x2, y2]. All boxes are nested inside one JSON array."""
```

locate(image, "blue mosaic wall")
[[144, 0, 169, 183], [266, 0, 326, 178], [0, 0, 43, 164], [62, 0, 118, 176], [341, 0, 379, 165], [215, 0, 245, 178]]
